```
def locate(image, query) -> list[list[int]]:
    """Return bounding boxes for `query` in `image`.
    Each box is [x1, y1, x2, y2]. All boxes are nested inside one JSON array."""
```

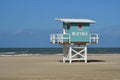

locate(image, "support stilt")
[[63, 45, 66, 63], [85, 46, 87, 63], [69, 46, 72, 63], [63, 45, 87, 63]]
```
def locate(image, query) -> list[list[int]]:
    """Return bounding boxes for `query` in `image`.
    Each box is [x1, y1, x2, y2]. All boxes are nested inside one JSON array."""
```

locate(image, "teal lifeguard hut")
[[50, 18, 99, 63]]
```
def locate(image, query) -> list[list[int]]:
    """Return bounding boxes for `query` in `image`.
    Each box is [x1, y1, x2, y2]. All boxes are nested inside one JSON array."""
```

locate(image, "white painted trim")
[[55, 18, 96, 24], [62, 45, 87, 63], [90, 34, 99, 44], [50, 34, 70, 44]]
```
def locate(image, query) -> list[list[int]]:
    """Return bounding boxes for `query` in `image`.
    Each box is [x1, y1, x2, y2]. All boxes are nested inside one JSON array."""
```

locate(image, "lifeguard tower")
[[50, 18, 99, 63]]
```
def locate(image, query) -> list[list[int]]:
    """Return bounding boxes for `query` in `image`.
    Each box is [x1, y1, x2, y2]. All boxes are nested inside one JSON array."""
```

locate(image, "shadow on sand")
[[58, 59, 105, 63]]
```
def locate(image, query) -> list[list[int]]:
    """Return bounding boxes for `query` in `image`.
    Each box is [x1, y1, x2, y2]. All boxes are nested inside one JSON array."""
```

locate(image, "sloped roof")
[[55, 18, 96, 24]]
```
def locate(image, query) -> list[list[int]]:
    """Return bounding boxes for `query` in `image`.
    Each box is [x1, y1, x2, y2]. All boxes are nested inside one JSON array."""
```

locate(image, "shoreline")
[[0, 53, 120, 57]]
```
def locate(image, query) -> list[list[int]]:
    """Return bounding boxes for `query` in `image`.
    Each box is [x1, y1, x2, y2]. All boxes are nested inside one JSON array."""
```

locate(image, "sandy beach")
[[0, 54, 120, 80]]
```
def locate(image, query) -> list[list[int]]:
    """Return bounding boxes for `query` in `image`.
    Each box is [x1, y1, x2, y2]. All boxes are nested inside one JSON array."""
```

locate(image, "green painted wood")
[[63, 23, 90, 42]]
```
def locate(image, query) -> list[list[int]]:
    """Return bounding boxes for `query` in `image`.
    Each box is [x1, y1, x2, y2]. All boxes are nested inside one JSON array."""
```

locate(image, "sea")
[[0, 48, 120, 56]]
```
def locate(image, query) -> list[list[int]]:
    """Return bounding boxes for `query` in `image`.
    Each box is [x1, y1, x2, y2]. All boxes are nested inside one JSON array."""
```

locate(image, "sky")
[[0, 0, 120, 48]]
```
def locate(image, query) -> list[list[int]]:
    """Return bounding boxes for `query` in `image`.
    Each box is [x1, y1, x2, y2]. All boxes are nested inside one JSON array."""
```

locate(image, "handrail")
[[50, 34, 70, 44], [50, 33, 99, 44], [90, 34, 99, 43]]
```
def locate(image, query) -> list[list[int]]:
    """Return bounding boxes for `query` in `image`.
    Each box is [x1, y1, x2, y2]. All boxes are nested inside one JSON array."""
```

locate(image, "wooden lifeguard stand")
[[50, 18, 99, 63]]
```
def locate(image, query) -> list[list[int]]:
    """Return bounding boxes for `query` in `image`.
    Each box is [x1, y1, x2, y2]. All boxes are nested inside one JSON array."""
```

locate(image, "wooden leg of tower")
[[85, 46, 87, 63], [63, 57, 65, 63], [63, 45, 65, 63], [69, 46, 72, 63]]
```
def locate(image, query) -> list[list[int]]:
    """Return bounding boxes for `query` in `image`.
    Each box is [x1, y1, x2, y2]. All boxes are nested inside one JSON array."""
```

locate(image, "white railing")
[[90, 34, 99, 43], [50, 33, 99, 44], [50, 34, 70, 44]]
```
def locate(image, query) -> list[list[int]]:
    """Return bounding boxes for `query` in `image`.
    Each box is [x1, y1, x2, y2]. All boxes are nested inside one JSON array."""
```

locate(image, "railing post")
[[90, 34, 99, 44], [69, 45, 72, 63], [50, 33, 70, 44], [96, 34, 99, 43]]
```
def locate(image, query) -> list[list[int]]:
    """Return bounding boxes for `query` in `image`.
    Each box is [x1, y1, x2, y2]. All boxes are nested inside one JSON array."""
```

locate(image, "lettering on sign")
[[72, 32, 88, 36]]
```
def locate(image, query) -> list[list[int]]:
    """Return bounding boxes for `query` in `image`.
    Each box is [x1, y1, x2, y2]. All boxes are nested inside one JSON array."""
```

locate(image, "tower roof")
[[55, 18, 96, 24]]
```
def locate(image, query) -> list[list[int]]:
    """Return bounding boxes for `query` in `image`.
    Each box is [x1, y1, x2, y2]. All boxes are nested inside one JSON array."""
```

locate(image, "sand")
[[0, 54, 120, 80]]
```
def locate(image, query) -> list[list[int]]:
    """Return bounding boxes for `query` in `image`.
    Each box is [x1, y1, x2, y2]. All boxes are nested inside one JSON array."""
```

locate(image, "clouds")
[[94, 25, 120, 47], [0, 28, 50, 47], [13, 28, 33, 37], [100, 25, 120, 37]]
